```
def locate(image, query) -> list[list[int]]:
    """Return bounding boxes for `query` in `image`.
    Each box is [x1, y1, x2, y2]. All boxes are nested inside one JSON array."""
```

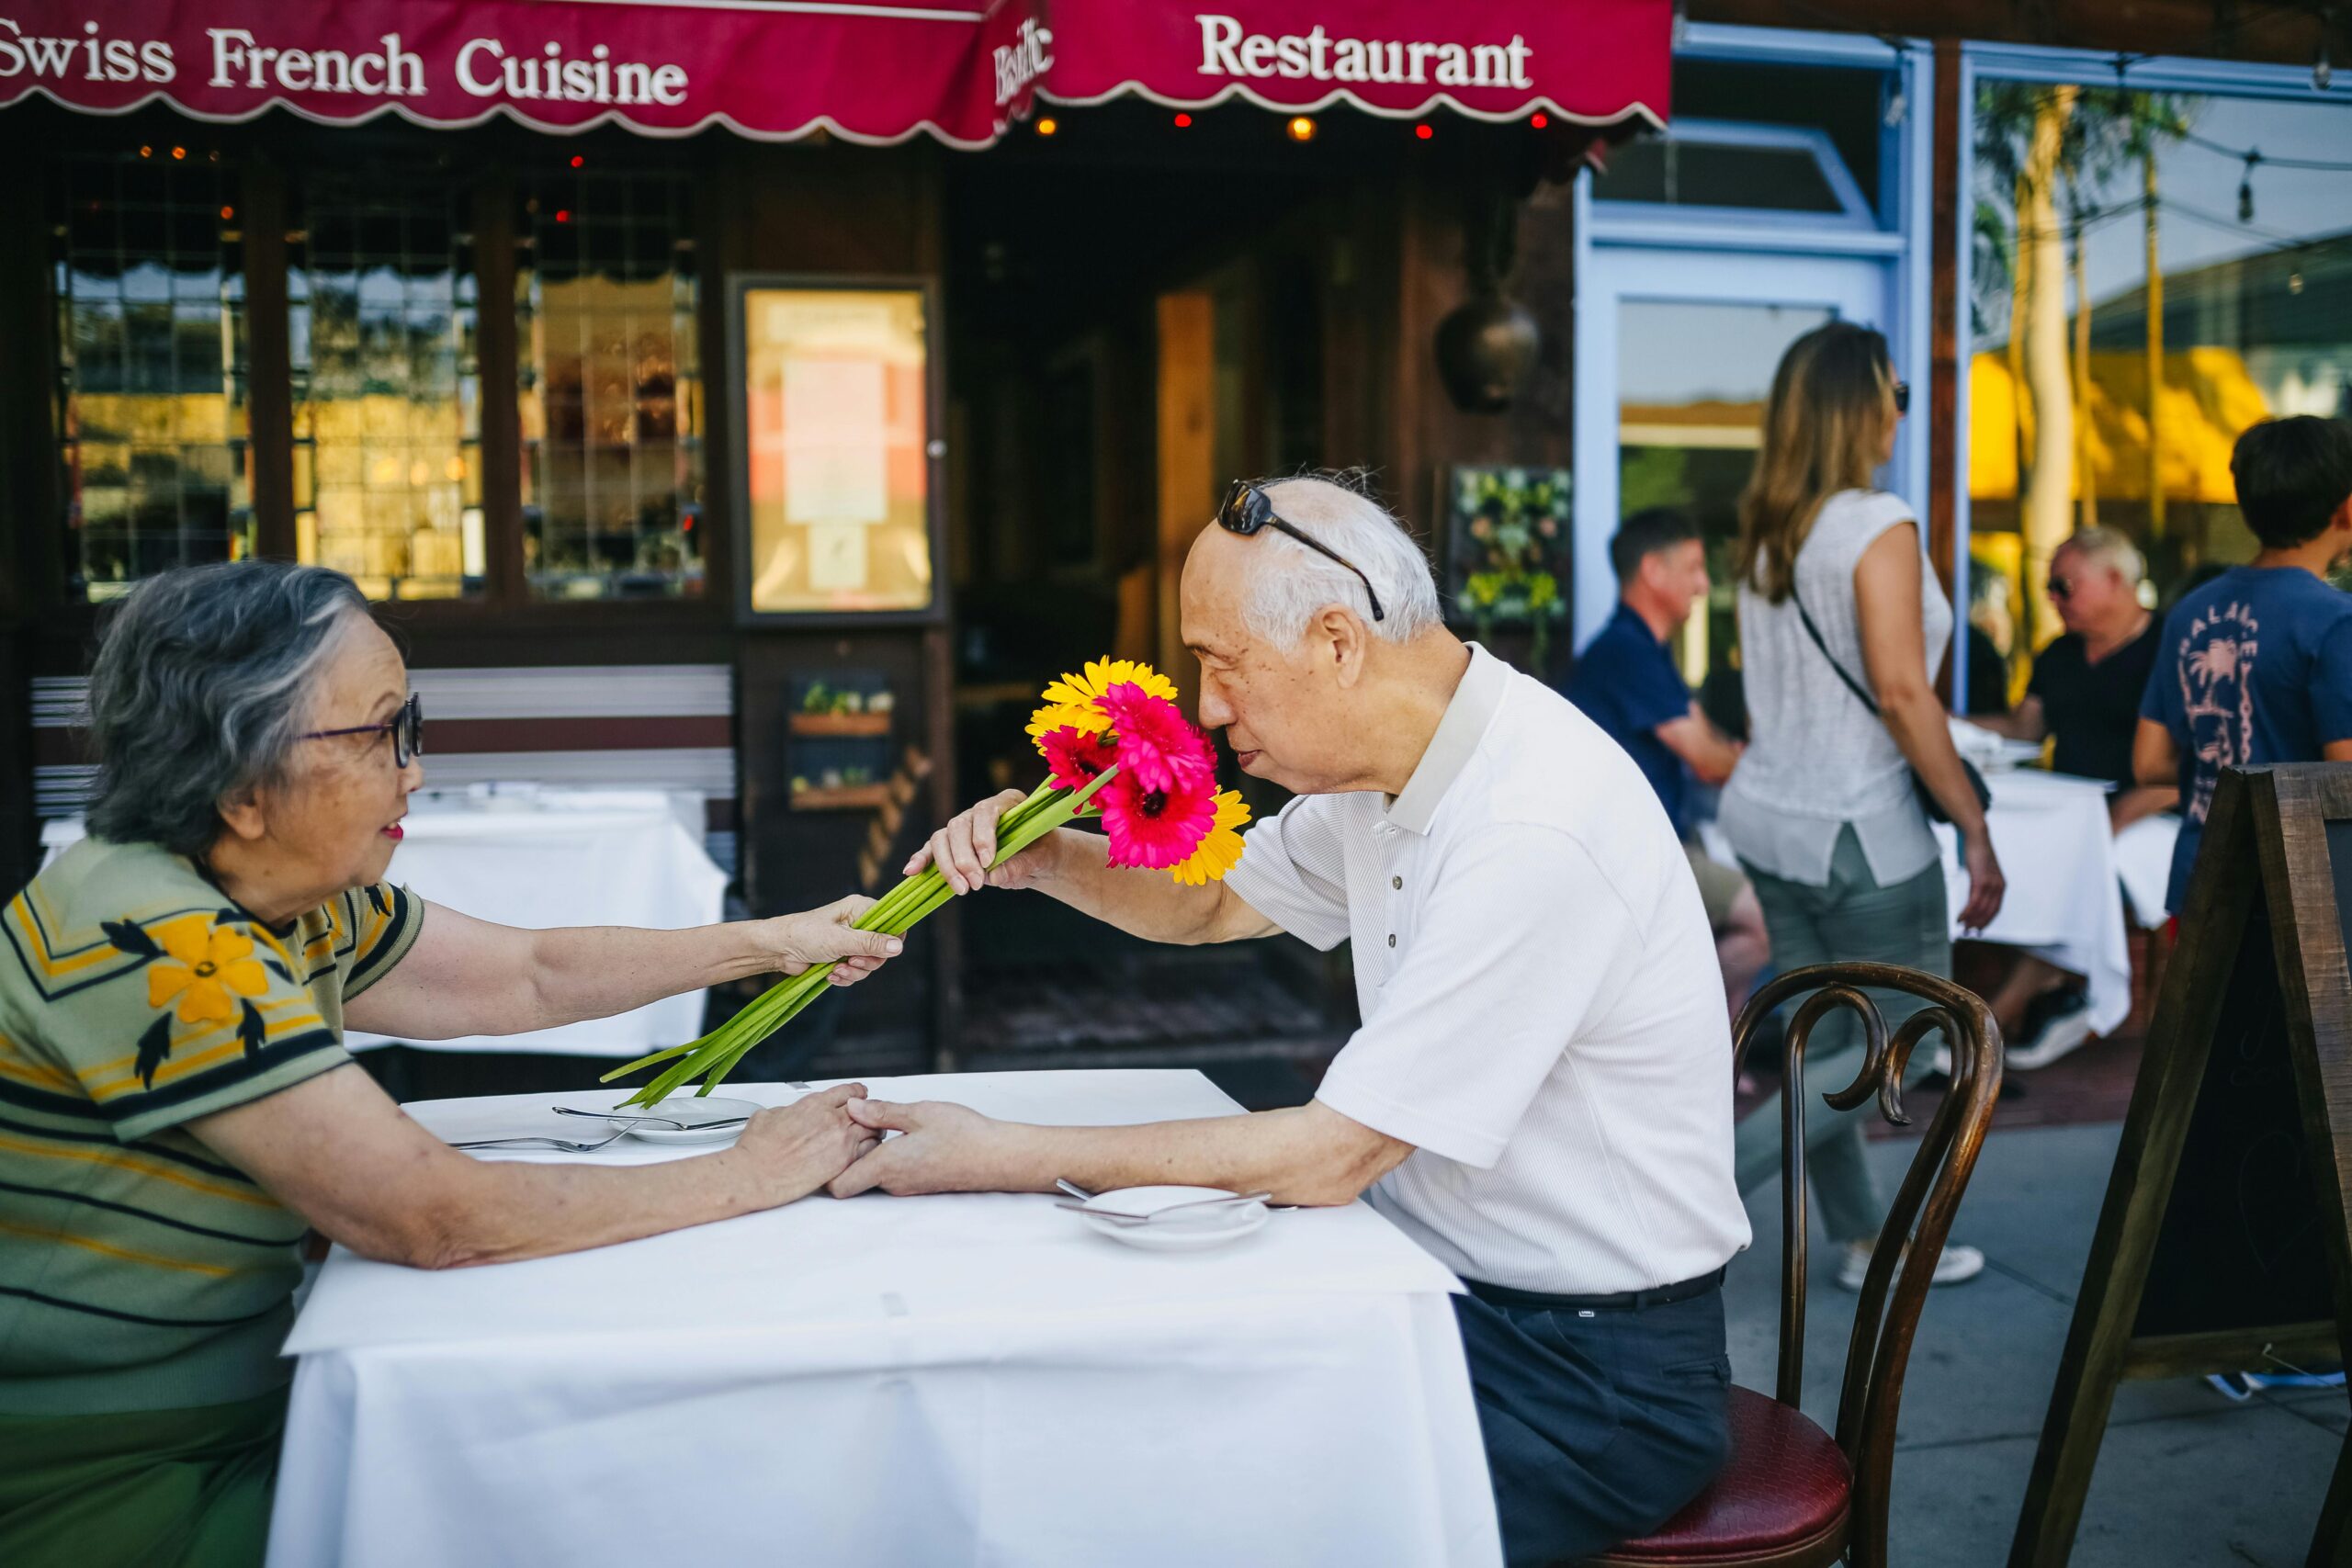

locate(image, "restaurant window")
[[1592, 57, 1894, 224], [288, 170, 481, 601], [51, 147, 251, 600], [516, 167, 704, 600], [1597, 132, 1850, 216], [1969, 82, 2352, 692]]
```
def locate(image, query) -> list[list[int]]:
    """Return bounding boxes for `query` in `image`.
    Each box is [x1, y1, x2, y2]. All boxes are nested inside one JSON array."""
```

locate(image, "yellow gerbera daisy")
[[1028, 657, 1178, 753], [1170, 790, 1251, 886], [1039, 658, 1177, 711], [1026, 699, 1112, 747], [145, 915, 269, 1027]]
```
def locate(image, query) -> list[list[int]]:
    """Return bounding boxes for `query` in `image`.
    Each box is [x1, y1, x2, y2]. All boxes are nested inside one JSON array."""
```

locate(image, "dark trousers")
[[1452, 1282, 1731, 1566]]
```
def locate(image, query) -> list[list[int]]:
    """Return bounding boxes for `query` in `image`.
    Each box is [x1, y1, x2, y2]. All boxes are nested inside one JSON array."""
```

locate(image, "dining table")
[[1933, 767, 2134, 1037], [264, 1068, 1503, 1568]]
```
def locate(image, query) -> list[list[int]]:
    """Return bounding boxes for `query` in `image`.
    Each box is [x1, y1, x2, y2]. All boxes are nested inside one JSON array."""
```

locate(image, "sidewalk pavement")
[[1735, 1122, 2346, 1567]]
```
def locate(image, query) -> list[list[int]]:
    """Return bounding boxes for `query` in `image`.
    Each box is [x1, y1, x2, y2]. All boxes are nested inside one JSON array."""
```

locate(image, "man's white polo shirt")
[[1223, 644, 1751, 1295]]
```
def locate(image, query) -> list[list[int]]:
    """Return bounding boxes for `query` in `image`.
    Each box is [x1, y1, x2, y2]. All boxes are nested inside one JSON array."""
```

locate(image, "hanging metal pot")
[[1435, 288, 1542, 413], [1434, 185, 1540, 413]]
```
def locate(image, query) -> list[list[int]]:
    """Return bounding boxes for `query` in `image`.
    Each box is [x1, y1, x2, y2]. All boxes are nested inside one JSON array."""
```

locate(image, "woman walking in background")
[[1720, 321, 2005, 1291]]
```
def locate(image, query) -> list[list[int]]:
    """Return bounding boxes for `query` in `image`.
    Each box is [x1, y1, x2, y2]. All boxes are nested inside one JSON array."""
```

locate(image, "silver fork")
[[450, 1128, 638, 1154]]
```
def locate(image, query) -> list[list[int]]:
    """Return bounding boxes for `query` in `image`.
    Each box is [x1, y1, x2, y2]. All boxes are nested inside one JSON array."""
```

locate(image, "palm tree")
[[1974, 85, 2192, 644]]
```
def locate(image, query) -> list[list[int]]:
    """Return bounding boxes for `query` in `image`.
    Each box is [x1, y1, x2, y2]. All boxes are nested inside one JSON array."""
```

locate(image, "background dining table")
[[264, 1069, 1503, 1568], [1930, 768, 2136, 1038]]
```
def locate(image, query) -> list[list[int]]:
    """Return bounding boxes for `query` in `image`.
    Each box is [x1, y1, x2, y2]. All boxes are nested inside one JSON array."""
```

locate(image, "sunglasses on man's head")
[[300, 693, 424, 768], [1216, 480, 1386, 622]]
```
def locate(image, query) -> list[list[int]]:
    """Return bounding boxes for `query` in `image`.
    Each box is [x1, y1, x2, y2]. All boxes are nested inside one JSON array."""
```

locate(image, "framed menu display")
[[729, 279, 940, 621]]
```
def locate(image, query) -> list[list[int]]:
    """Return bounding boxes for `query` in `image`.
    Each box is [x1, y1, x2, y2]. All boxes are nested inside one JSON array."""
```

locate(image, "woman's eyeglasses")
[[2047, 575, 2075, 602], [1893, 381, 1911, 416], [1216, 480, 1386, 622], [300, 694, 424, 768]]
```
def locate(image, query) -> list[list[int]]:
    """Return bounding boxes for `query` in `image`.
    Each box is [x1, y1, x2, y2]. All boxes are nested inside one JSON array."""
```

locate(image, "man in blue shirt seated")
[[2137, 415, 2352, 912], [1566, 508, 1768, 1012]]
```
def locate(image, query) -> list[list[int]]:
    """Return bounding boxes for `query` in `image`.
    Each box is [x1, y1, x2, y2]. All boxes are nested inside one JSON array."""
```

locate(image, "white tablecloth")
[[2112, 812, 2182, 930], [40, 790, 727, 1057], [266, 1070, 1500, 1568], [1935, 770, 2133, 1035]]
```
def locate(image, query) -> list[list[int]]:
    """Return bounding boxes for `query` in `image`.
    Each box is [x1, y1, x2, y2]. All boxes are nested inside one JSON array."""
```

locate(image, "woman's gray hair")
[[86, 562, 372, 859], [1238, 475, 1442, 646]]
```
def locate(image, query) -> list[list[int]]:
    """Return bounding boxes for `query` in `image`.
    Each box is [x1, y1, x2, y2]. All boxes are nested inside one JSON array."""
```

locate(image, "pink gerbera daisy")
[[1096, 682, 1214, 795], [1100, 769, 1220, 870], [1038, 725, 1120, 794]]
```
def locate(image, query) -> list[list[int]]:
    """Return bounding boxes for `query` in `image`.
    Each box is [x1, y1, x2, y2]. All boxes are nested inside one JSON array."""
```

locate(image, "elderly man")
[[831, 476, 1752, 1563], [1966, 526, 2177, 1061]]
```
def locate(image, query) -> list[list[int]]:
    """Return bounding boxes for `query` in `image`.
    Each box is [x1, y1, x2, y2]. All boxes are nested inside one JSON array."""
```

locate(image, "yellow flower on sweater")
[[145, 915, 268, 1027]]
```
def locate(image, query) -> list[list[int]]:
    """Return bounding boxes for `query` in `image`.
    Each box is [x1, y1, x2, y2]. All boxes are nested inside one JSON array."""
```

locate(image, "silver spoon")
[[554, 1107, 695, 1128], [1059, 1190, 1273, 1224]]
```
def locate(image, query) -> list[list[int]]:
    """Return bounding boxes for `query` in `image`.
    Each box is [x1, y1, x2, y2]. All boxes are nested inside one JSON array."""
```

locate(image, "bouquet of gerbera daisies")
[[607, 659, 1248, 1105]]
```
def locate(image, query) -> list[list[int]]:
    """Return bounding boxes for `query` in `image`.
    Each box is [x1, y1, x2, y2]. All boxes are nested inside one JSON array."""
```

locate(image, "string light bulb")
[[1286, 116, 1316, 142], [1035, 116, 1059, 137], [1414, 123, 1433, 141], [1530, 112, 1549, 130], [1173, 112, 1193, 129]]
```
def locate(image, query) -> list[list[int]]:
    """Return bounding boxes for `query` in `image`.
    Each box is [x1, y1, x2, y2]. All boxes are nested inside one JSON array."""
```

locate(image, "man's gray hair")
[[1235, 476, 1442, 646], [86, 562, 372, 859], [2054, 525, 2145, 585]]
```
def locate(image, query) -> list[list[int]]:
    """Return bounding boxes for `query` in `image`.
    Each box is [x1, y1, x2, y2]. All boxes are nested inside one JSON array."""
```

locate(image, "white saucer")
[[605, 1096, 763, 1145], [1076, 1186, 1271, 1252]]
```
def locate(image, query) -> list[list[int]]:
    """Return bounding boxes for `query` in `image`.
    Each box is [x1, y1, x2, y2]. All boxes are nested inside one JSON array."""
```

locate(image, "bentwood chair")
[[1580, 962, 2005, 1568]]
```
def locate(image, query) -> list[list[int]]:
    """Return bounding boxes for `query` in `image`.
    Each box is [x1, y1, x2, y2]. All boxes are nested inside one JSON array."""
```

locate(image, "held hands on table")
[[737, 1084, 884, 1201], [752, 1093, 1029, 1201]]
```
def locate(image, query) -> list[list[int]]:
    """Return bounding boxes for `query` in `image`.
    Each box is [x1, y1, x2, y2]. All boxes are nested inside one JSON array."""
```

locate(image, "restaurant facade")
[[3, 0, 2345, 1072]]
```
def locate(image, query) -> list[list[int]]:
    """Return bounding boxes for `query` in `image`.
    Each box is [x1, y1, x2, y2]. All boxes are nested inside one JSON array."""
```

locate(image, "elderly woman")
[[0, 562, 899, 1566]]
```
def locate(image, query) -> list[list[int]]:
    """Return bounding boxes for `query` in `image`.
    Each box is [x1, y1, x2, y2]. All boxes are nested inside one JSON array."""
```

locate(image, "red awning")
[[0, 0, 1049, 147], [1039, 0, 1670, 130]]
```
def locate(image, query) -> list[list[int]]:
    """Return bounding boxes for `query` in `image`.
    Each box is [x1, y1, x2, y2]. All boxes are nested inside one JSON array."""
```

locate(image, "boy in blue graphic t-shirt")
[[2138, 416, 2352, 912]]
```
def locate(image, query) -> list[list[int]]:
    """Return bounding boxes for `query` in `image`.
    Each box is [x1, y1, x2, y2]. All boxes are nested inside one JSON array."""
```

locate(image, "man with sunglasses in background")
[[829, 474, 1752, 1566], [1964, 526, 2175, 1064]]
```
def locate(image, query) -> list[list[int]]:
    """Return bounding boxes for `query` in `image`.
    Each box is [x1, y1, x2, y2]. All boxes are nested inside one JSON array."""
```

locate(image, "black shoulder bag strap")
[[1786, 583, 1991, 825], [1790, 589, 1883, 717]]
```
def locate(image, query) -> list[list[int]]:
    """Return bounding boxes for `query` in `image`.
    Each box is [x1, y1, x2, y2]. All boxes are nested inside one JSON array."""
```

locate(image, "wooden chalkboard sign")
[[2011, 763, 2352, 1567]]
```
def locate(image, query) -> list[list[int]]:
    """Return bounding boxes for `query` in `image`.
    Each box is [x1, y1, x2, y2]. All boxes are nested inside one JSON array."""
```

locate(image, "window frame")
[[18, 115, 734, 635], [1590, 117, 1883, 236], [724, 272, 949, 630], [1951, 40, 2347, 708]]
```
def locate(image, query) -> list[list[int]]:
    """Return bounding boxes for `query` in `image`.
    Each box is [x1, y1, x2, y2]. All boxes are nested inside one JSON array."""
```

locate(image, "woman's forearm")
[[519, 922, 773, 1032], [1883, 688, 1989, 838], [193, 1066, 867, 1271], [413, 1150, 772, 1269]]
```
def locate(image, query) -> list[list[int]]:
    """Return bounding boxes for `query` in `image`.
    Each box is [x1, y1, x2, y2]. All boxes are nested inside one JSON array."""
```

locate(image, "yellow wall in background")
[[1969, 348, 2270, 505]]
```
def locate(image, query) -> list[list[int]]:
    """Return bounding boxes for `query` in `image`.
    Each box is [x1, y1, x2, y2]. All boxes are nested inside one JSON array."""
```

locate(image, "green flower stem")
[[608, 767, 1115, 1105]]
